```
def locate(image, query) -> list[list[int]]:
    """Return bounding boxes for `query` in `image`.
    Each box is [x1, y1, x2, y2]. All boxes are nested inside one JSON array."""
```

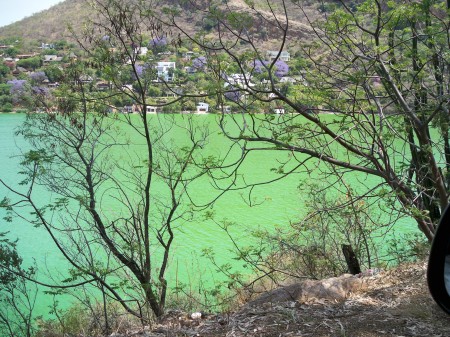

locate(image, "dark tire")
[[428, 204, 450, 314]]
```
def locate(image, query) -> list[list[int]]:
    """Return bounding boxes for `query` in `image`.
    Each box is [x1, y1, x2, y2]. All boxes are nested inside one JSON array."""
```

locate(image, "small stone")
[[191, 312, 203, 319]]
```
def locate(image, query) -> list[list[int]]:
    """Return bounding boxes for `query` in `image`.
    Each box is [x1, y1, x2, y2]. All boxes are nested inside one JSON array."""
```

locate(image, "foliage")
[[0, 83, 13, 111], [0, 233, 37, 337], [35, 300, 140, 337], [3, 47, 18, 58], [3, 0, 450, 327], [148, 36, 168, 53], [44, 65, 63, 83], [192, 56, 207, 70], [253, 59, 289, 78], [0, 64, 10, 80], [53, 40, 69, 50], [263, 183, 387, 279], [6, 79, 30, 105], [29, 71, 48, 84], [224, 85, 241, 102], [16, 56, 41, 71], [41, 48, 58, 56]]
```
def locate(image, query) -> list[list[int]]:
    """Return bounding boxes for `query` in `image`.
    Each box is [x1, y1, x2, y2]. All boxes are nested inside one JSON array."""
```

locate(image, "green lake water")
[[0, 113, 417, 318]]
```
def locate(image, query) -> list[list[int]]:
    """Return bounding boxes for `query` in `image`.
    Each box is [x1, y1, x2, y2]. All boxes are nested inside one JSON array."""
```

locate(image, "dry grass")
[[105, 260, 450, 337], [0, 0, 321, 51]]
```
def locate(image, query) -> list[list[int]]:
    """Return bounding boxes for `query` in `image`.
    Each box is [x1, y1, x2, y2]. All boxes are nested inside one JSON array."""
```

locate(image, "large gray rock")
[[247, 274, 367, 306]]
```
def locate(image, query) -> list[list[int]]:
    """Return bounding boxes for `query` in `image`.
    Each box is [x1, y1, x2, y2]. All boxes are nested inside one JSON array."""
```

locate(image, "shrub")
[[1, 102, 13, 112]]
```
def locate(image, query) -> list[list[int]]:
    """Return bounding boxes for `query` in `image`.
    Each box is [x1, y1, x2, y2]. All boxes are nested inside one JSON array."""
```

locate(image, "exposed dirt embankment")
[[112, 261, 450, 337]]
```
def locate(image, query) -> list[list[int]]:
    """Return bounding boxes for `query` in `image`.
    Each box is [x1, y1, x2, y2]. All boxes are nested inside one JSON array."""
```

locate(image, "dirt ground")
[[113, 261, 450, 337]]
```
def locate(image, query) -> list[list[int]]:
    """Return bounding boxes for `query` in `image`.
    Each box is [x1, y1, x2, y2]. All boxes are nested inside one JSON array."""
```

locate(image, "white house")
[[156, 62, 176, 82], [146, 105, 160, 114], [79, 75, 93, 84], [196, 102, 209, 114], [266, 50, 290, 62], [226, 73, 255, 90], [279, 76, 297, 84], [40, 43, 55, 49], [274, 106, 285, 114], [135, 46, 148, 56]]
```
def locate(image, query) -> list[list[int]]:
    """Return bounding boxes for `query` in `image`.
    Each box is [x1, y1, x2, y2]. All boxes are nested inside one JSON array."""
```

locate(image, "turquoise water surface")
[[0, 113, 417, 318]]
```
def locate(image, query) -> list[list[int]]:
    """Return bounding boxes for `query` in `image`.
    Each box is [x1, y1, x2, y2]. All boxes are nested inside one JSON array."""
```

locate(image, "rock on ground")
[[110, 261, 450, 337]]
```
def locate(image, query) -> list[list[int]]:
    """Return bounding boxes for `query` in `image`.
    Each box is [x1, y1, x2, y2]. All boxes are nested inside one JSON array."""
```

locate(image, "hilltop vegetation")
[[0, 0, 90, 47], [0, 0, 323, 50]]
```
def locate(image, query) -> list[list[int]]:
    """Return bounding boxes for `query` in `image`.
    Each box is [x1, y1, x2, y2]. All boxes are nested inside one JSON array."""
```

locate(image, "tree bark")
[[342, 244, 361, 275]]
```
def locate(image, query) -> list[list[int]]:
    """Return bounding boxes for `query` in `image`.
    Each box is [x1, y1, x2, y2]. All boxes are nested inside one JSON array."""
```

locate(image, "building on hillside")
[[266, 50, 290, 62], [146, 105, 161, 114], [218, 104, 232, 113], [196, 102, 209, 114], [48, 82, 60, 88], [135, 46, 148, 56], [43, 55, 63, 64], [17, 53, 38, 59], [182, 51, 197, 60], [96, 81, 111, 91], [79, 75, 94, 84], [13, 66, 29, 76], [184, 66, 195, 74], [40, 43, 55, 49], [226, 73, 254, 88], [156, 62, 176, 82], [279, 76, 297, 84]]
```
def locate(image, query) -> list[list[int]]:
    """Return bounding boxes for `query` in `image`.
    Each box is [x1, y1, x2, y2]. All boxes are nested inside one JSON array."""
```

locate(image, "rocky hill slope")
[[0, 0, 319, 49], [0, 0, 89, 43]]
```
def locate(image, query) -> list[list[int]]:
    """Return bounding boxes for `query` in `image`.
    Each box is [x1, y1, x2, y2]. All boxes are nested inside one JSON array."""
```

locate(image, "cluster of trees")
[[0, 38, 73, 112], [1, 0, 450, 334]]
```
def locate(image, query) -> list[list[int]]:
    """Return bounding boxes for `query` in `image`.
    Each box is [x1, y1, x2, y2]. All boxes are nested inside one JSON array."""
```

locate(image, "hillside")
[[95, 261, 450, 337], [0, 0, 90, 46], [0, 0, 320, 50]]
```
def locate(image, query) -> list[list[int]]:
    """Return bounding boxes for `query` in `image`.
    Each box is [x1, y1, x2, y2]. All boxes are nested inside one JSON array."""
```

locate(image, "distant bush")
[[1, 103, 13, 112], [253, 59, 289, 78], [35, 301, 141, 337], [17, 56, 41, 70]]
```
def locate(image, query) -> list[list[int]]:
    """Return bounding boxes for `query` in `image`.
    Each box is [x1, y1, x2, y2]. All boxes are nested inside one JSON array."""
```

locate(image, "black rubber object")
[[428, 203, 450, 314]]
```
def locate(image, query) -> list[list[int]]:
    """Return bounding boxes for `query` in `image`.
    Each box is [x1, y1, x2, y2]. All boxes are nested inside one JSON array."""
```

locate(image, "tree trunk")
[[342, 244, 361, 275]]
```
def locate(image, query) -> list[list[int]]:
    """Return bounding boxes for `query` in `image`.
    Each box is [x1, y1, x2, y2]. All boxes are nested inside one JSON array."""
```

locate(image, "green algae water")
[[0, 113, 417, 318]]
